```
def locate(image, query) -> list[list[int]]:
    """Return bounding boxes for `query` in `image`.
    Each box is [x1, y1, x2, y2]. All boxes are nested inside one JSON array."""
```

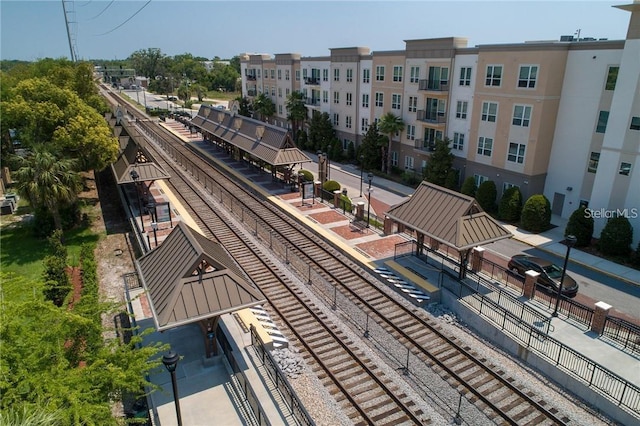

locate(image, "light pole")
[[366, 173, 373, 228], [359, 154, 364, 197], [552, 234, 577, 317], [324, 151, 330, 180], [151, 222, 158, 248], [129, 169, 144, 229], [316, 150, 325, 183], [162, 351, 182, 426]]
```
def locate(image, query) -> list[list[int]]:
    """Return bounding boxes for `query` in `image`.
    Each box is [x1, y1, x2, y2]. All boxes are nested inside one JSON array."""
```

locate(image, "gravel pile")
[[271, 347, 305, 378]]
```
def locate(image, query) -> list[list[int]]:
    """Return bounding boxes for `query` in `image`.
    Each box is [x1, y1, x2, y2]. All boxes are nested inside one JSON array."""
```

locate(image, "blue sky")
[[0, 1, 632, 61]]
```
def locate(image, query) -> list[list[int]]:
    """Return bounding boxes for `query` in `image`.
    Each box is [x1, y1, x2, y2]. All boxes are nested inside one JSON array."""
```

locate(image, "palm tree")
[[378, 112, 405, 174], [252, 93, 275, 122], [13, 146, 81, 231], [286, 91, 307, 141]]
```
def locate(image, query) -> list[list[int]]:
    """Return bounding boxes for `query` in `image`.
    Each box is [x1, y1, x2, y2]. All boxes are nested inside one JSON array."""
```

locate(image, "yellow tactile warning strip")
[[384, 260, 440, 294]]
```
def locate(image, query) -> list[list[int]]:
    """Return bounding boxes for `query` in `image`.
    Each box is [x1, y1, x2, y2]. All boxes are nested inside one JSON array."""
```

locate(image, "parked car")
[[168, 96, 178, 101], [507, 254, 579, 297]]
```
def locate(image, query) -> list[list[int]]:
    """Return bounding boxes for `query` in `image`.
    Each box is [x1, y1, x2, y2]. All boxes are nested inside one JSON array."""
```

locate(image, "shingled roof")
[[135, 222, 266, 331], [191, 105, 311, 166], [385, 181, 512, 251]]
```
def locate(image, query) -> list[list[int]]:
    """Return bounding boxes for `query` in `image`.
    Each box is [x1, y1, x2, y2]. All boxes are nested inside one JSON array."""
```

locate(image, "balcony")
[[416, 110, 447, 124], [305, 97, 321, 106], [245, 74, 257, 81], [414, 139, 436, 152], [247, 90, 257, 97], [304, 77, 320, 85], [418, 79, 449, 92]]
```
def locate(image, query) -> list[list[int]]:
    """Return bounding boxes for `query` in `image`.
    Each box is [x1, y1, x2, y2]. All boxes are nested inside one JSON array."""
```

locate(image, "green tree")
[[286, 91, 307, 141], [308, 110, 335, 152], [42, 230, 71, 306], [476, 180, 497, 212], [13, 147, 81, 231], [177, 83, 192, 103], [599, 216, 633, 256], [235, 96, 252, 117], [423, 138, 455, 187], [128, 47, 167, 79], [378, 112, 405, 174], [521, 194, 552, 233], [358, 122, 386, 172], [460, 176, 477, 197], [498, 186, 523, 222], [252, 93, 275, 122], [564, 205, 594, 247]]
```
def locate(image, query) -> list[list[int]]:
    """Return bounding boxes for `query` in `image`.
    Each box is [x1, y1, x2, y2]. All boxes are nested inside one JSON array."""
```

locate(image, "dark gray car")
[[508, 254, 579, 297]]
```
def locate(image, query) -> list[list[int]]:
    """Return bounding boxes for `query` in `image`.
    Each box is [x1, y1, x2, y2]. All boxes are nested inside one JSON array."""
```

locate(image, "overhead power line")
[[94, 0, 152, 36]]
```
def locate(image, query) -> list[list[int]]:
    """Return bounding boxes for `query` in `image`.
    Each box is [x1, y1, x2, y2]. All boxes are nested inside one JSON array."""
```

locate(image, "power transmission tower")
[[62, 0, 78, 62]]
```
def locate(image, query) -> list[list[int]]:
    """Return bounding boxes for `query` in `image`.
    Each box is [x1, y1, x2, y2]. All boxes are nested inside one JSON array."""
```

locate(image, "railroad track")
[[104, 88, 571, 425]]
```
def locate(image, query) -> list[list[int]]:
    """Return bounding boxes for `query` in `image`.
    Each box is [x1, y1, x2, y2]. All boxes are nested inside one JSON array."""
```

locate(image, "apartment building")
[[240, 2, 639, 245]]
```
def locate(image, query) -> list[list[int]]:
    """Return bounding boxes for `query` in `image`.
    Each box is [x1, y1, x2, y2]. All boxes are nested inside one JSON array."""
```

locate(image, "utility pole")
[[61, 0, 77, 62]]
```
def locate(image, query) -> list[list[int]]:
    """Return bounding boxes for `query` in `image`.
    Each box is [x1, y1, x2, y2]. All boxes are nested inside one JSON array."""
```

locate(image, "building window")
[[485, 65, 502, 87], [619, 162, 632, 176], [512, 105, 532, 127], [333, 91, 340, 104], [630, 116, 640, 130], [257, 69, 261, 78], [503, 182, 519, 194], [323, 69, 328, 81], [285, 70, 290, 80], [375, 92, 384, 107], [392, 94, 401, 110], [376, 65, 385, 81], [518, 65, 538, 88], [507, 143, 526, 164], [605, 66, 619, 90], [322, 90, 329, 103], [410, 66, 420, 83], [427, 66, 449, 90], [404, 155, 414, 170], [424, 128, 442, 145], [361, 118, 369, 132], [277, 69, 282, 80], [346, 92, 352, 106], [346, 116, 352, 129], [391, 151, 398, 167], [393, 66, 403, 82], [459, 67, 472, 86], [278, 88, 282, 98], [408, 96, 417, 113], [286, 88, 290, 96], [333, 68, 340, 82], [264, 85, 269, 95], [278, 105, 283, 115], [453, 132, 464, 150], [270, 69, 275, 79], [595, 111, 610, 133], [477, 137, 493, 156], [362, 93, 369, 108], [481, 102, 498, 122], [333, 113, 339, 126], [474, 174, 488, 187], [271, 87, 275, 96], [346, 68, 353, 82], [295, 70, 299, 81], [456, 101, 468, 119], [588, 152, 600, 173], [406, 124, 415, 140], [363, 68, 370, 83]]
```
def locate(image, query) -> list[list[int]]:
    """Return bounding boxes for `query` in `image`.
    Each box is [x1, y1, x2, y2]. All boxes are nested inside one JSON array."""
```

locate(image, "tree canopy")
[[378, 112, 405, 174]]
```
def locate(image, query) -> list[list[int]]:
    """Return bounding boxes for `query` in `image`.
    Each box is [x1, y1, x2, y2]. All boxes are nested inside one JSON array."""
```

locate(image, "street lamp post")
[[359, 154, 364, 197], [552, 234, 577, 317], [366, 173, 373, 228], [129, 169, 144, 229], [151, 222, 158, 248], [324, 151, 330, 180], [162, 351, 182, 426]]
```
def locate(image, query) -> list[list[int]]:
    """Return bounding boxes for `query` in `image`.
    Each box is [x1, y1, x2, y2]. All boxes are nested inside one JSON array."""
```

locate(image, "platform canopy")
[[191, 105, 311, 166], [111, 138, 170, 184], [135, 222, 266, 331], [385, 181, 512, 251]]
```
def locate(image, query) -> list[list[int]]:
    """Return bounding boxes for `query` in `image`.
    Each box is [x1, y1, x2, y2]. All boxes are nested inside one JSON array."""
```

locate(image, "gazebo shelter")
[[190, 103, 311, 185], [385, 181, 512, 279], [135, 222, 267, 357]]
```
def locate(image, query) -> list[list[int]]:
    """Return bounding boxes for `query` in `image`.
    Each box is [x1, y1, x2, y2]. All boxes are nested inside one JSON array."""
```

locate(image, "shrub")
[[564, 206, 594, 247], [498, 187, 522, 222], [298, 169, 314, 182], [520, 194, 552, 233], [598, 216, 633, 256], [476, 180, 497, 212], [323, 180, 340, 193], [460, 177, 476, 197], [632, 241, 640, 268]]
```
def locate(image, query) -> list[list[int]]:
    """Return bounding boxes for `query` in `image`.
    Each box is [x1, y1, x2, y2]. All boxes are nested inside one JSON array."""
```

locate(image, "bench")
[[350, 219, 367, 232]]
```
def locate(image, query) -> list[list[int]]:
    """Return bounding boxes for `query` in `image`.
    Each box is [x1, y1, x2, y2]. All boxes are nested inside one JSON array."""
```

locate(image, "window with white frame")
[[271, 87, 275, 96], [295, 70, 299, 80], [278, 69, 282, 80], [406, 124, 415, 140], [477, 137, 493, 156], [333, 91, 340, 104], [619, 162, 632, 176], [518, 65, 538, 88], [361, 118, 369, 132], [392, 94, 401, 110], [408, 96, 417, 113], [363, 68, 370, 83], [481, 102, 498, 122], [333, 113, 339, 126], [410, 66, 420, 83], [375, 92, 384, 107], [270, 69, 275, 79], [323, 90, 329, 103], [343, 139, 351, 150], [285, 70, 290, 80], [393, 66, 403, 82], [286, 88, 290, 96], [596, 111, 609, 133], [456, 101, 468, 119], [421, 160, 427, 173], [346, 68, 353, 82], [424, 128, 442, 145], [346, 92, 352, 106], [278, 88, 282, 98], [257, 69, 261, 78], [278, 105, 283, 115], [459, 67, 472, 86], [346, 116, 352, 128], [323, 69, 328, 81], [334, 68, 340, 82], [588, 152, 600, 173], [264, 85, 269, 95], [503, 182, 519, 194], [512, 105, 532, 127], [391, 151, 398, 167], [474, 174, 488, 187], [485, 65, 502, 86], [453, 132, 464, 150], [630, 116, 640, 130], [404, 155, 414, 170], [362, 93, 369, 108], [507, 142, 526, 164], [376, 65, 385, 81]]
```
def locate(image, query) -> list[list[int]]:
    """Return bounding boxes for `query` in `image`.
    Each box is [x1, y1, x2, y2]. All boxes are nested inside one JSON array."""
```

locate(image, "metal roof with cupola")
[[111, 135, 170, 185], [385, 181, 512, 277]]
